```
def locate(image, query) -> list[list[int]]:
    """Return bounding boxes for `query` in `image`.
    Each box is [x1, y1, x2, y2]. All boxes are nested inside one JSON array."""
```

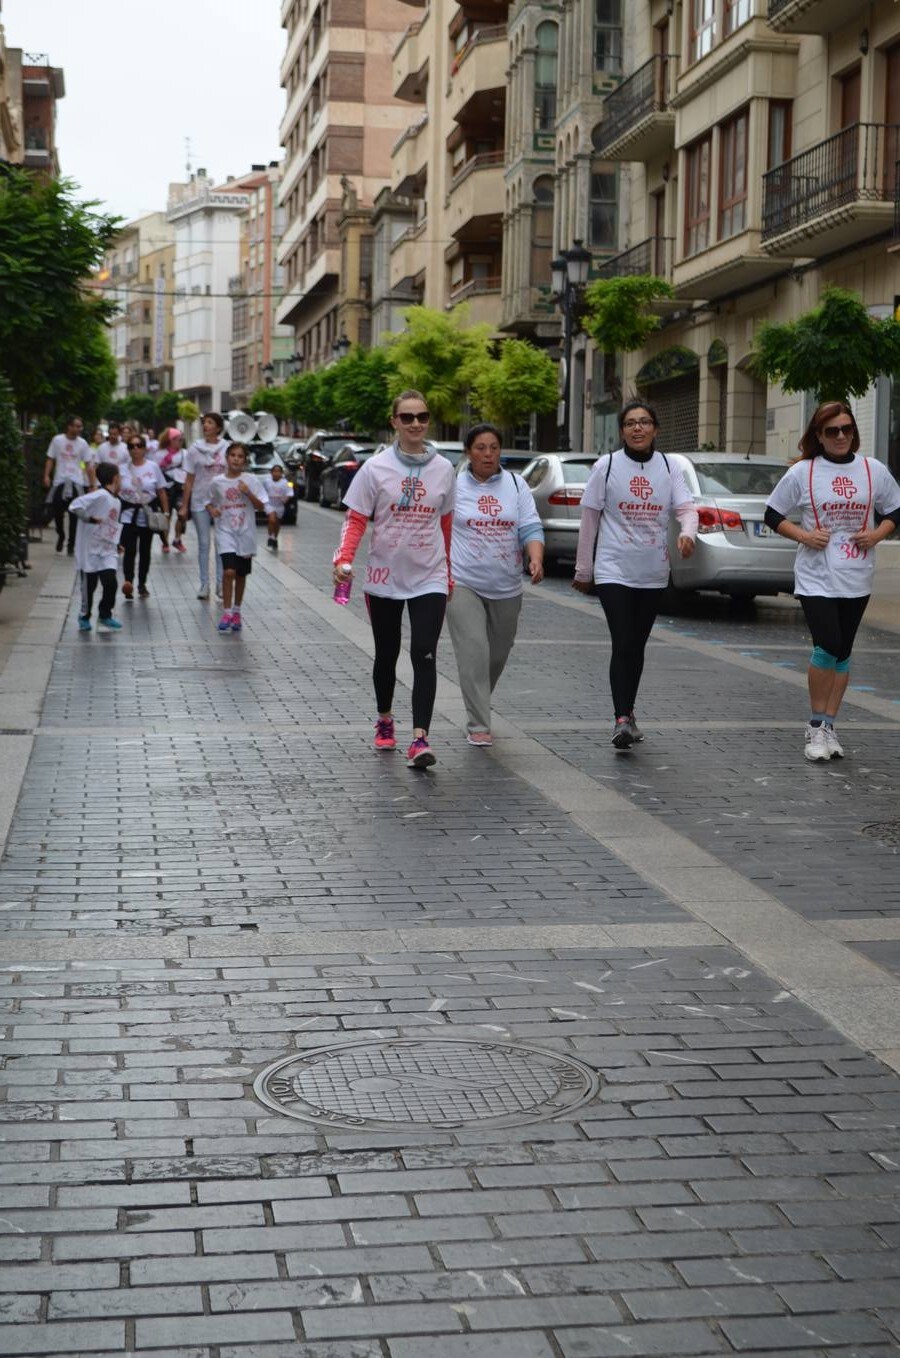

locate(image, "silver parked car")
[[666, 452, 798, 600], [520, 452, 599, 563]]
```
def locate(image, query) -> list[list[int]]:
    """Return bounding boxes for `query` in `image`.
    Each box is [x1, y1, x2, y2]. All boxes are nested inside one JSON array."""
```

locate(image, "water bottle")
[[333, 562, 353, 605]]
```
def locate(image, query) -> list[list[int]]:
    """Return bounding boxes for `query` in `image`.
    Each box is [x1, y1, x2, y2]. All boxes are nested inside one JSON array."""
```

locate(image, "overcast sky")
[[4, 0, 285, 223]]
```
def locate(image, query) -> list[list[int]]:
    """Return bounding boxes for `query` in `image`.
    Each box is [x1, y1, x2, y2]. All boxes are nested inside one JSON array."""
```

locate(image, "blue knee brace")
[[810, 646, 836, 670], [834, 656, 851, 673]]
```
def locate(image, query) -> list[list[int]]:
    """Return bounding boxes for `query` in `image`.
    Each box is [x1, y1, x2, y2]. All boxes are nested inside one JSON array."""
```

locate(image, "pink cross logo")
[[477, 495, 502, 518], [400, 476, 426, 502], [629, 475, 653, 500]]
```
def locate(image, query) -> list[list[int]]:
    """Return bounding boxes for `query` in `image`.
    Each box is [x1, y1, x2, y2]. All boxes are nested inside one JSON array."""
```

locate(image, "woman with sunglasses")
[[331, 390, 455, 768], [118, 435, 169, 600], [179, 413, 229, 600], [765, 400, 900, 762], [573, 401, 698, 750]]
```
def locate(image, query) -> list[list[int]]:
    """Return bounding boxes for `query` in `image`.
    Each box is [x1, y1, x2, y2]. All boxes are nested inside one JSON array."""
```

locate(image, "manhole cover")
[[862, 820, 900, 847], [254, 1037, 600, 1131]]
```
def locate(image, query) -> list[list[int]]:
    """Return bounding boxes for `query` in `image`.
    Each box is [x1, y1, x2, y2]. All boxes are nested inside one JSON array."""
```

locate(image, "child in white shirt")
[[69, 463, 123, 631], [262, 465, 293, 550], [206, 443, 268, 633]]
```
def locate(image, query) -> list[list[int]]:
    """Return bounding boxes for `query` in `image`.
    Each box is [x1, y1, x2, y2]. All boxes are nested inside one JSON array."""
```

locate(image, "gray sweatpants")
[[446, 585, 522, 733]]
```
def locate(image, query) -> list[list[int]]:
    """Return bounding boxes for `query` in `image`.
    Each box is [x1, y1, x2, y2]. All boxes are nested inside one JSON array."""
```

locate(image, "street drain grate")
[[254, 1037, 600, 1131], [862, 820, 900, 848]]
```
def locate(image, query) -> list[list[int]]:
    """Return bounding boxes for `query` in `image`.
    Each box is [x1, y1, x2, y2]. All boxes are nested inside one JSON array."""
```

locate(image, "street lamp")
[[332, 333, 351, 361], [552, 238, 592, 452], [262, 361, 274, 388]]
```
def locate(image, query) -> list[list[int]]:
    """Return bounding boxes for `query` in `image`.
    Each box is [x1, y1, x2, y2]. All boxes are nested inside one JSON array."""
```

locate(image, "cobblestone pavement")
[[1, 508, 900, 1356]]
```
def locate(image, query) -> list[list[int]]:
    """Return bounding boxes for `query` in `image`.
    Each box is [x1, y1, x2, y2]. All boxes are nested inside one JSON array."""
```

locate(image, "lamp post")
[[262, 361, 274, 389], [551, 239, 592, 452], [332, 333, 351, 362]]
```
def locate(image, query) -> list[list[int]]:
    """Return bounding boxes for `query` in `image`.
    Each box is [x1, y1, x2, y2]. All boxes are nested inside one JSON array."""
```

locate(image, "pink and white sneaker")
[[374, 717, 396, 750], [217, 612, 233, 632], [173, 540, 187, 553], [407, 736, 436, 769], [466, 730, 493, 747], [230, 612, 242, 633]]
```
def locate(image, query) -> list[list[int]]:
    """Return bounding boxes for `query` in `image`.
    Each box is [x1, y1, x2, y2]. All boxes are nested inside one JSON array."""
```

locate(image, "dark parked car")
[[319, 443, 378, 508], [243, 444, 297, 525], [301, 431, 371, 502]]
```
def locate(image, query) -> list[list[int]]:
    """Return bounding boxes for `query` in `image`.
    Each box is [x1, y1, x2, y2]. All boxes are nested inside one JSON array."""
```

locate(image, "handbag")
[[144, 508, 169, 532]]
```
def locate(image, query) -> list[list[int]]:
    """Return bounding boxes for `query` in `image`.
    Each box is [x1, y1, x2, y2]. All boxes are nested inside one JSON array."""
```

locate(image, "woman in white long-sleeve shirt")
[[573, 401, 698, 750]]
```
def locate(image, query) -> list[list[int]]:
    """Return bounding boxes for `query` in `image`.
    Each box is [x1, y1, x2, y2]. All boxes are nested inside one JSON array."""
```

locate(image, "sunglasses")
[[128, 443, 143, 450], [821, 424, 854, 438], [396, 411, 429, 425]]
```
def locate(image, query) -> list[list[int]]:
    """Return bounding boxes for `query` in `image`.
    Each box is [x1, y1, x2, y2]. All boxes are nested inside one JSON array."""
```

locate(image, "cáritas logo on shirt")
[[629, 475, 653, 501], [477, 494, 502, 518], [831, 476, 857, 500]]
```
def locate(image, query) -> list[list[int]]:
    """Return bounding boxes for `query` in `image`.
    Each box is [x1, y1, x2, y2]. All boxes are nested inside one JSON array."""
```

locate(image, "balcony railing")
[[449, 149, 504, 191], [449, 275, 501, 301], [594, 54, 675, 155], [767, 0, 792, 14], [593, 237, 674, 280], [392, 112, 428, 155], [455, 23, 507, 69], [394, 15, 427, 58], [762, 122, 900, 241]]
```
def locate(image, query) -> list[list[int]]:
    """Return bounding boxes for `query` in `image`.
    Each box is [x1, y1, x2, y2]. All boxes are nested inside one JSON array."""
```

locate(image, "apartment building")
[[167, 171, 254, 413], [277, 0, 411, 371], [229, 163, 294, 408], [0, 41, 65, 174], [389, 0, 509, 326], [592, 0, 900, 468], [97, 213, 175, 400], [501, 0, 624, 448]]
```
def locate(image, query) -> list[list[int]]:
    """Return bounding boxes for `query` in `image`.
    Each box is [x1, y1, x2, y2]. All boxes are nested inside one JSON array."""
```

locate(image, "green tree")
[[247, 386, 291, 422], [177, 399, 200, 424], [750, 286, 900, 402], [154, 392, 180, 428], [471, 340, 558, 428], [106, 400, 127, 423], [383, 305, 493, 426], [283, 370, 338, 428], [331, 347, 392, 433], [0, 169, 120, 420], [0, 375, 27, 579], [123, 394, 156, 428], [582, 275, 675, 354]]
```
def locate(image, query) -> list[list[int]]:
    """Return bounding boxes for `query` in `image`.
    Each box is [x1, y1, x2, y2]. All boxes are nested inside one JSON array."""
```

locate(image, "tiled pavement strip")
[[0, 512, 899, 1354]]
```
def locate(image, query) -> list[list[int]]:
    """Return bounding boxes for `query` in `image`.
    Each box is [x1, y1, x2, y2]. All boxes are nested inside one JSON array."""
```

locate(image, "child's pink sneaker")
[[374, 717, 396, 750], [217, 612, 232, 632]]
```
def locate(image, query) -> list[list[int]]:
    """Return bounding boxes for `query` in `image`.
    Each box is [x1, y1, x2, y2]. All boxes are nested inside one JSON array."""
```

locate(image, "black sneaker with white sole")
[[611, 718, 635, 750]]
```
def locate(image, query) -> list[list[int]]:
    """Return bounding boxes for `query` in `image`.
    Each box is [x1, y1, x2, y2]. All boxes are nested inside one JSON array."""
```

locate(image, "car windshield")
[[562, 459, 597, 483], [692, 462, 787, 496]]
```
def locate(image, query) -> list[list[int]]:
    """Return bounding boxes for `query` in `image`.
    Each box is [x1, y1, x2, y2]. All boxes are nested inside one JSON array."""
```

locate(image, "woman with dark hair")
[[447, 423, 544, 746], [765, 400, 900, 762], [573, 401, 698, 750], [179, 412, 229, 600], [118, 435, 169, 600], [331, 390, 455, 768]]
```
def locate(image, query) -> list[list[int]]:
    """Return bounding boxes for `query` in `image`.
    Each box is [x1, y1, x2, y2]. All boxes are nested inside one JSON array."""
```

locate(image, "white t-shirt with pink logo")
[[766, 454, 900, 598], [69, 488, 122, 573], [582, 449, 693, 589], [184, 439, 229, 511], [451, 469, 541, 599], [207, 473, 268, 557], [343, 446, 456, 599], [46, 434, 91, 490]]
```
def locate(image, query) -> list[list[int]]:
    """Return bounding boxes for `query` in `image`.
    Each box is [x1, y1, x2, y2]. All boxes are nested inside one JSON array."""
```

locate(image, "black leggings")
[[80, 569, 117, 620], [366, 592, 446, 732], [596, 583, 665, 719], [121, 522, 154, 587], [52, 487, 77, 551], [799, 594, 869, 664]]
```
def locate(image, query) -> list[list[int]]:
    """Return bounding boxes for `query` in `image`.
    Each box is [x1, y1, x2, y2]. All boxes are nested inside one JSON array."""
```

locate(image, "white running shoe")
[[804, 723, 830, 762], [823, 725, 844, 759], [197, 587, 210, 600]]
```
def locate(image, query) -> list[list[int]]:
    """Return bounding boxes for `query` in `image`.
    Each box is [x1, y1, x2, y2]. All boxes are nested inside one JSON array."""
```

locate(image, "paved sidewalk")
[[1, 505, 900, 1356]]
